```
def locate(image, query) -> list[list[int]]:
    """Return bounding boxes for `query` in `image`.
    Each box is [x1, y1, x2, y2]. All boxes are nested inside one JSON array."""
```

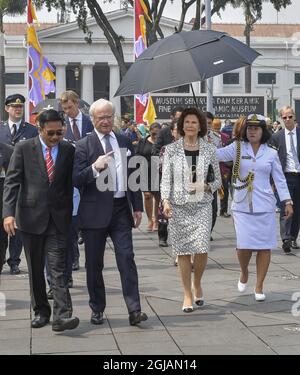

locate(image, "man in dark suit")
[[61, 90, 93, 269], [3, 110, 79, 332], [0, 94, 38, 275], [271, 106, 300, 253], [60, 90, 93, 143], [0, 142, 13, 273], [73, 99, 148, 326]]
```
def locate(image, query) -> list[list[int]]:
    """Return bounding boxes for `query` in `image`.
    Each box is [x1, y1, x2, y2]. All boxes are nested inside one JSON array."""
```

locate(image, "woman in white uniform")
[[217, 114, 293, 301]]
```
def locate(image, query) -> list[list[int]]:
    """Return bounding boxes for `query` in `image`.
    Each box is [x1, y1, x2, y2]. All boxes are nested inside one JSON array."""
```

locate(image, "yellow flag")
[[143, 96, 157, 125], [27, 25, 42, 54]]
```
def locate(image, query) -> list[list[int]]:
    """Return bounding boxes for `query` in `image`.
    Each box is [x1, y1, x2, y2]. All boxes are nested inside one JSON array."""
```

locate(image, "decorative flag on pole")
[[27, 0, 56, 120], [134, 0, 156, 125]]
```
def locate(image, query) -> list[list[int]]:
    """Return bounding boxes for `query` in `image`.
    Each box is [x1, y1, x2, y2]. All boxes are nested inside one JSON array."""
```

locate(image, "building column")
[[191, 82, 200, 95], [55, 64, 66, 98], [81, 62, 94, 104], [214, 74, 223, 95], [108, 62, 121, 116]]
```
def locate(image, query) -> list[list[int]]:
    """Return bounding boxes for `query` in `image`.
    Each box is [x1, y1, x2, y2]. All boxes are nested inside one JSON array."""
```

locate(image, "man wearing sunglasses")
[[0, 94, 38, 276], [271, 106, 300, 253], [3, 109, 79, 332]]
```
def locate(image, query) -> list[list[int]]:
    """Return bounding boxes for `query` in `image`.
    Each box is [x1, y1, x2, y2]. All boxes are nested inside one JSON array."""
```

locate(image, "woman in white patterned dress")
[[161, 108, 221, 312]]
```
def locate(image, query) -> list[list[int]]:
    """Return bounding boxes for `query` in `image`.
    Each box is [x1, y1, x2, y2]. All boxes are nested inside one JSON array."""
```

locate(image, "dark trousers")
[[220, 174, 230, 215], [280, 173, 300, 242], [21, 221, 72, 321], [46, 215, 79, 287], [211, 191, 218, 232], [65, 216, 79, 281], [0, 223, 8, 271], [7, 230, 22, 268], [158, 222, 168, 242], [83, 198, 141, 314]]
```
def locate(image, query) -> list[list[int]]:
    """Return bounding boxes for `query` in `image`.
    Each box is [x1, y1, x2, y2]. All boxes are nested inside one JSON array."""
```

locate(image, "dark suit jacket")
[[152, 126, 174, 156], [64, 113, 93, 142], [0, 143, 13, 219], [3, 136, 74, 235], [0, 120, 38, 146], [271, 127, 300, 171], [73, 131, 143, 229]]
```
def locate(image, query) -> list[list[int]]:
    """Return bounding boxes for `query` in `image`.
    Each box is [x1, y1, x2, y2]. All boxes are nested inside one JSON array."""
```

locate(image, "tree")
[[37, 1, 235, 80], [229, 0, 291, 93], [0, 0, 27, 121]]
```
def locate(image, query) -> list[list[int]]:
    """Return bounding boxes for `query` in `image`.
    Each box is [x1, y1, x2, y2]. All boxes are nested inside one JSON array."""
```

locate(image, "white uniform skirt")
[[232, 211, 277, 250]]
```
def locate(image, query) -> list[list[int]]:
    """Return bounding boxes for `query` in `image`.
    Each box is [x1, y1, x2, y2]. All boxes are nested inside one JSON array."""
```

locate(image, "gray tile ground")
[[0, 212, 300, 355]]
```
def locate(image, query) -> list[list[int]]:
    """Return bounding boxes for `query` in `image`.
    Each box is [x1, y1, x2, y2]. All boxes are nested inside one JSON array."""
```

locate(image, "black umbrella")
[[31, 98, 90, 115], [115, 29, 260, 97]]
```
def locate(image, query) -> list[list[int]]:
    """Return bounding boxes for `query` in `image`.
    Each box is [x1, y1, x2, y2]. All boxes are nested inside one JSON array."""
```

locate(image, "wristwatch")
[[285, 200, 293, 206]]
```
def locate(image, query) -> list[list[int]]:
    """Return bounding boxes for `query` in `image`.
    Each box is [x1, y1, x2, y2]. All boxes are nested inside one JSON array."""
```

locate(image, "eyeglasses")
[[94, 115, 113, 122], [44, 130, 64, 137], [282, 115, 293, 120]]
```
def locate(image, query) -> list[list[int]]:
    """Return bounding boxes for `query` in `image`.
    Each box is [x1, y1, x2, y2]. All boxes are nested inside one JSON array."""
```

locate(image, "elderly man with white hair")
[[73, 98, 148, 326]]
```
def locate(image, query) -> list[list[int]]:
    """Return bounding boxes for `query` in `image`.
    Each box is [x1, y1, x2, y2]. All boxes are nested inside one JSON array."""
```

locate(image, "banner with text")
[[152, 96, 265, 120]]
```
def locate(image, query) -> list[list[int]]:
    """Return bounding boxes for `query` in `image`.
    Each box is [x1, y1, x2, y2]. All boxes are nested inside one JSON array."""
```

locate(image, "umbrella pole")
[[190, 84, 199, 109]]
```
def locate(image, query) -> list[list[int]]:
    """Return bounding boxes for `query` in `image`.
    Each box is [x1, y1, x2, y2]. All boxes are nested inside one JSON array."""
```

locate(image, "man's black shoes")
[[159, 240, 168, 247], [10, 265, 20, 275], [282, 240, 292, 253], [291, 241, 300, 250], [31, 315, 50, 329], [52, 317, 80, 332], [129, 311, 148, 326], [90, 312, 104, 325]]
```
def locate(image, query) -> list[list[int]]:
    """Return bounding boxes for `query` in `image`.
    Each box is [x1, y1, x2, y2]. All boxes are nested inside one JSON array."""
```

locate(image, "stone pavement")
[[1, 213, 300, 355]]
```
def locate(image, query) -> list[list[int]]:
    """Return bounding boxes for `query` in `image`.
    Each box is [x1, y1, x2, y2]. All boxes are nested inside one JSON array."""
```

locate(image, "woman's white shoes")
[[237, 280, 247, 293], [254, 291, 266, 301]]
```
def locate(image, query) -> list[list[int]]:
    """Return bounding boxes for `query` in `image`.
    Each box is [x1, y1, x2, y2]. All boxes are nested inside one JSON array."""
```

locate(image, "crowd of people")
[[0, 90, 299, 331]]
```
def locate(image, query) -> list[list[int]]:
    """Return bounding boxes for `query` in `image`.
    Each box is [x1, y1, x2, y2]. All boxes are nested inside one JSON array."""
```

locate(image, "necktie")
[[72, 118, 81, 141], [104, 134, 118, 191], [289, 132, 300, 171], [104, 134, 113, 154], [45, 147, 55, 183], [11, 123, 17, 138]]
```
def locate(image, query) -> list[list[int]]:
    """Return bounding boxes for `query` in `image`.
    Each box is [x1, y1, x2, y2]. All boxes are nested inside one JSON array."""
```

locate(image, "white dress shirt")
[[69, 111, 82, 138], [93, 130, 125, 198], [284, 127, 300, 172], [8, 119, 22, 134]]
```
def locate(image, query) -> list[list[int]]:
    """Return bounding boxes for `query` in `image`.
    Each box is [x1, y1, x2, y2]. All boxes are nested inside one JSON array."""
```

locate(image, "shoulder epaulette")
[[268, 143, 278, 151]]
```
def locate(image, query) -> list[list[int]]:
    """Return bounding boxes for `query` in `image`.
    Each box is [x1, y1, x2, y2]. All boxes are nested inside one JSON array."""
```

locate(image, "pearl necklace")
[[184, 139, 198, 147]]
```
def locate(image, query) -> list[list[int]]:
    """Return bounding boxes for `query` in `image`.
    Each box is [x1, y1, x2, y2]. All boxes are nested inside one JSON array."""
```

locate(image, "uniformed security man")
[[0, 94, 38, 274]]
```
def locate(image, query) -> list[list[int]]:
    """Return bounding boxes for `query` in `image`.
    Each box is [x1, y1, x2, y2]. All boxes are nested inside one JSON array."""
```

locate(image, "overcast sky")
[[4, 0, 300, 24]]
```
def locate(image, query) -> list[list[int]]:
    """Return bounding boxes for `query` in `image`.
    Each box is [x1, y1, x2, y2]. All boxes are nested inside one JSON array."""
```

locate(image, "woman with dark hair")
[[136, 122, 161, 231], [161, 107, 221, 312], [217, 114, 293, 301]]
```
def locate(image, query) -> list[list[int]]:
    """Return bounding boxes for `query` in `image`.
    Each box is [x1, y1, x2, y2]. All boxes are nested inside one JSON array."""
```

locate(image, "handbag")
[[206, 163, 215, 183]]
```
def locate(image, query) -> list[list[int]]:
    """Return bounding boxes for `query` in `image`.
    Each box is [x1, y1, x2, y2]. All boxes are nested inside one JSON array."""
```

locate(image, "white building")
[[4, 9, 300, 120]]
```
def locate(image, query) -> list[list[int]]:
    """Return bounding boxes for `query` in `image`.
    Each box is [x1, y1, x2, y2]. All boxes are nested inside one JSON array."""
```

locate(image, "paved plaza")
[[1, 213, 300, 355]]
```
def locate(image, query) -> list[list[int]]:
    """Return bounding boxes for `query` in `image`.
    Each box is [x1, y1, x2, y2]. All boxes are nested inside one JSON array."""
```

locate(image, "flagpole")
[[133, 0, 136, 122], [26, 0, 30, 122]]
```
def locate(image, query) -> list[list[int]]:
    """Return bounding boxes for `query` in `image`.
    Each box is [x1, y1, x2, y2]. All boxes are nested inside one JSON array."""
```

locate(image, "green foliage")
[[0, 0, 27, 15]]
